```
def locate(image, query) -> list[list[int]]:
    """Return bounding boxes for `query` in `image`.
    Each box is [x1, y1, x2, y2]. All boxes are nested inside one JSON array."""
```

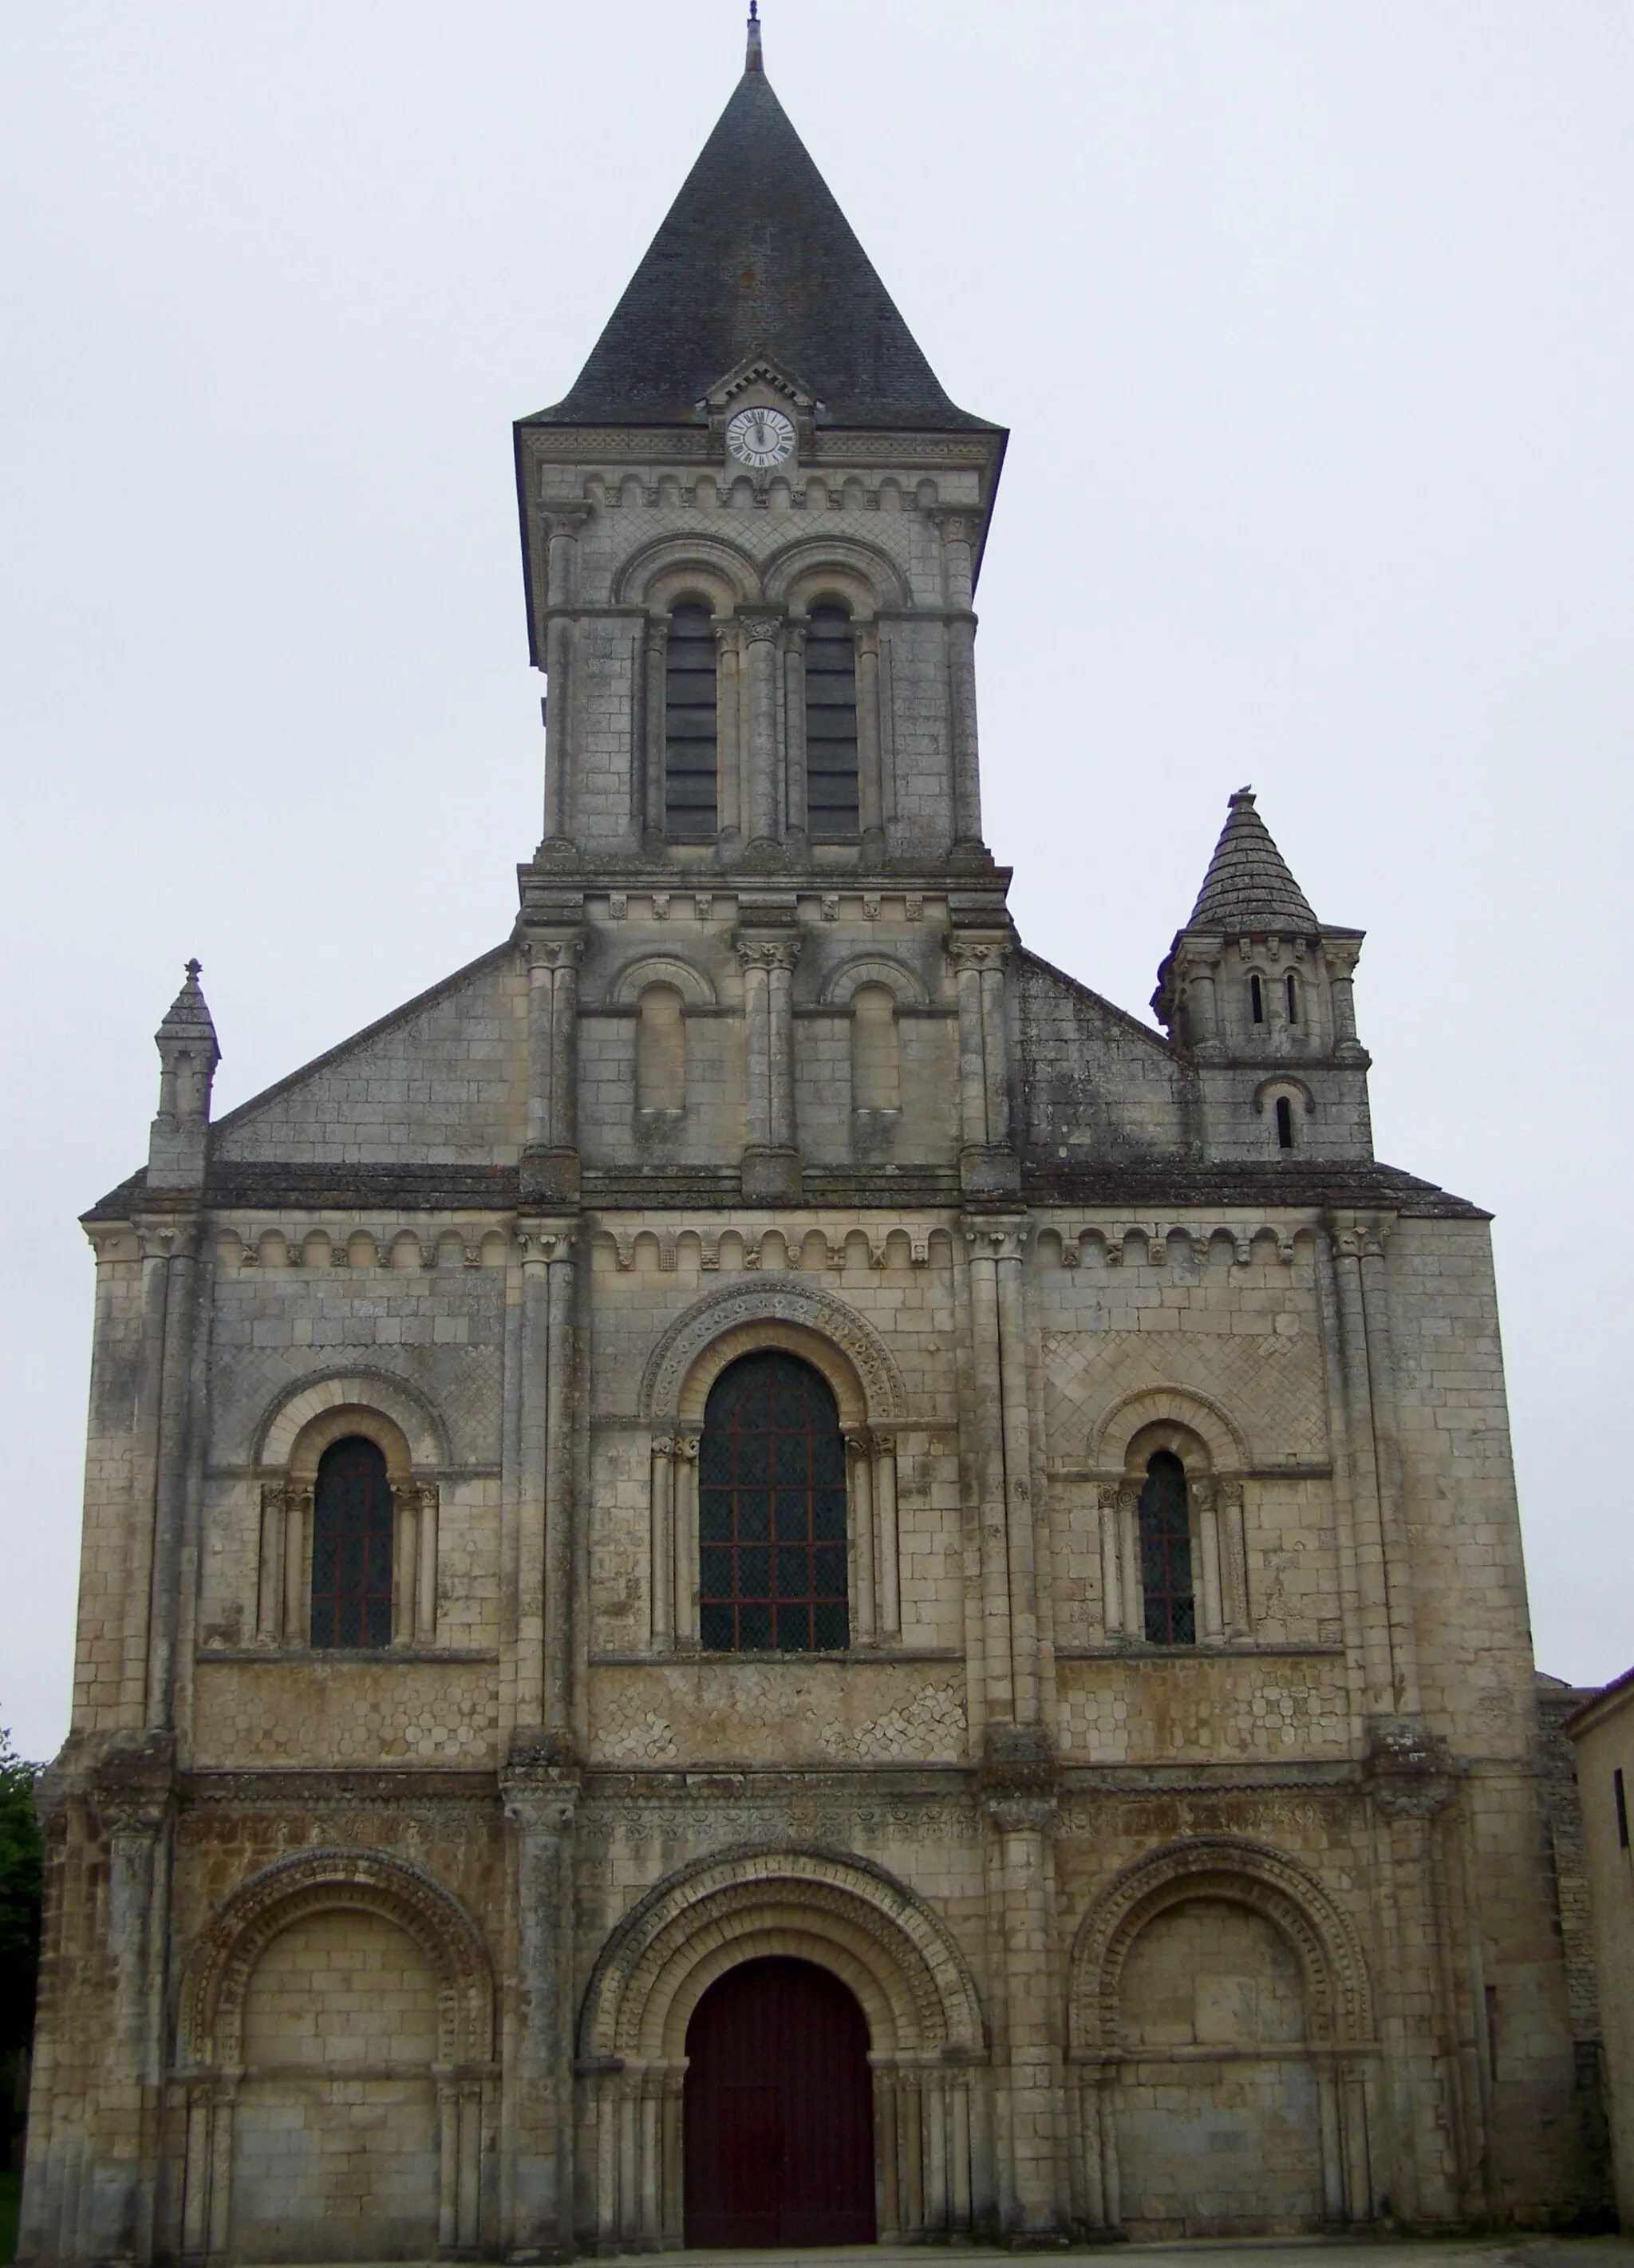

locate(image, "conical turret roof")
[[1186, 790, 1319, 933], [155, 958, 220, 1061], [524, 38, 993, 433]]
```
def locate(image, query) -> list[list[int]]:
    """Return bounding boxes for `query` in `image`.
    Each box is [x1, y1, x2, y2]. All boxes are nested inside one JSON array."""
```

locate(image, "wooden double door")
[[683, 1957, 878, 2248]]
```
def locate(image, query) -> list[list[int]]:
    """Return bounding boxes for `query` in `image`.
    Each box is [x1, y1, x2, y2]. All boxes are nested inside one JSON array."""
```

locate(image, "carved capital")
[[736, 607, 784, 644], [537, 501, 594, 541], [945, 934, 1011, 974], [734, 935, 801, 974], [927, 506, 982, 547], [515, 1223, 577, 1268], [523, 930, 586, 973], [960, 1215, 1031, 1264]]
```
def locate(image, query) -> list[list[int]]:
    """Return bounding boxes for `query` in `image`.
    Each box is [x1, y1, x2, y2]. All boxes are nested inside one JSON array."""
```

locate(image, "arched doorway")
[[683, 1956, 877, 2247]]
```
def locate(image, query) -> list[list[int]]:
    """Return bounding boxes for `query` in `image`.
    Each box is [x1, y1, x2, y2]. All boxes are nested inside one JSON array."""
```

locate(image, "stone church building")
[[20, 16, 1608, 2261]]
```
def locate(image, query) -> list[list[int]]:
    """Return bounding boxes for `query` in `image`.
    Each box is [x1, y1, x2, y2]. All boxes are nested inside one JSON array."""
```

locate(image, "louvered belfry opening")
[[698, 1352, 850, 1653], [1139, 1448, 1196, 1646], [665, 603, 719, 838], [803, 605, 859, 838], [310, 1436, 393, 1649]]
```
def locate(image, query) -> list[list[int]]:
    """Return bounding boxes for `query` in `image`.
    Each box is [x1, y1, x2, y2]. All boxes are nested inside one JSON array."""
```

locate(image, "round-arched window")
[[697, 1353, 849, 1653], [310, 1436, 393, 1648]]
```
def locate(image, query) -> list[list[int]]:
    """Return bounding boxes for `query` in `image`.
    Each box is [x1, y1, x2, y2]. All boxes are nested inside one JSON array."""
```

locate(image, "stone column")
[[1325, 939, 1364, 1057], [1178, 942, 1223, 1058], [649, 1436, 675, 1652], [642, 616, 668, 847], [1358, 1223, 1421, 1714], [993, 1228, 1040, 1725], [501, 1750, 580, 2258], [520, 917, 586, 1210], [86, 1748, 175, 2264], [932, 510, 984, 851], [845, 1432, 877, 1643], [738, 608, 784, 856], [543, 1230, 578, 1741], [735, 928, 801, 1203], [1324, 1219, 1396, 1719], [673, 1436, 701, 1648], [872, 1432, 901, 1640], [537, 503, 593, 849], [782, 622, 808, 850], [988, 1790, 1064, 2236], [949, 941, 989, 1155], [946, 932, 1019, 1199], [855, 622, 885, 859], [963, 1224, 1015, 1723], [515, 1223, 574, 1733], [136, 1215, 207, 1731], [716, 622, 742, 846]]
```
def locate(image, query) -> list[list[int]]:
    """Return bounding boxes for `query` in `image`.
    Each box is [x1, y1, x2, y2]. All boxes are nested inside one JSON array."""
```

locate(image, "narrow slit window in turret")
[[804, 606, 859, 838], [665, 604, 719, 838]]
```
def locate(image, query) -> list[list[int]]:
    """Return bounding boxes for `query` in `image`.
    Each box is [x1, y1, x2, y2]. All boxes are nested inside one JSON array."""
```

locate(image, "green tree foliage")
[[0, 1729, 41, 2061]]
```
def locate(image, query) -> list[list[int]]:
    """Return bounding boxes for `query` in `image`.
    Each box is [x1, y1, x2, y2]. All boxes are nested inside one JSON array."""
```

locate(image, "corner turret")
[[1153, 790, 1371, 1161], [147, 959, 219, 1189]]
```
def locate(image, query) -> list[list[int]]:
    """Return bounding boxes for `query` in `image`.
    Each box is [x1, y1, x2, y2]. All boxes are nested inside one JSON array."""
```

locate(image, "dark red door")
[[684, 1956, 877, 2247]]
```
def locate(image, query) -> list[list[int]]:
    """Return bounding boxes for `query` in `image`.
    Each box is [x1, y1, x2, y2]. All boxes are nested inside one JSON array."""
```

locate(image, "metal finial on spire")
[[746, 0, 764, 73]]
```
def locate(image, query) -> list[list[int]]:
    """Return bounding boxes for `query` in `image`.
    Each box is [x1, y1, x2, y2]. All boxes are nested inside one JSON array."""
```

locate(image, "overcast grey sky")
[[2, 2, 1630, 1760]]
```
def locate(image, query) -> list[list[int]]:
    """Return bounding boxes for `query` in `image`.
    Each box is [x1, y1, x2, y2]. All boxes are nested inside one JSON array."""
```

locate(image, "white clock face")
[[725, 405, 796, 470]]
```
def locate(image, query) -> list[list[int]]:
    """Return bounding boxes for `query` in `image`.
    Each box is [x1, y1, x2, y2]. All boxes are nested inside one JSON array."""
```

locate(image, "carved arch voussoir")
[[176, 1847, 494, 2072], [579, 1847, 985, 2066], [613, 533, 761, 612], [819, 954, 929, 1009], [762, 534, 912, 614], [255, 1368, 451, 1473], [639, 1278, 906, 1426], [1068, 1836, 1373, 2057], [608, 954, 718, 1009], [1087, 1382, 1250, 1477]]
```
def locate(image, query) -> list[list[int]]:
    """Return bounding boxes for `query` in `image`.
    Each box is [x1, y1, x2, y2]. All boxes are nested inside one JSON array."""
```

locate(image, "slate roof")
[[522, 48, 994, 433], [1186, 789, 1321, 933]]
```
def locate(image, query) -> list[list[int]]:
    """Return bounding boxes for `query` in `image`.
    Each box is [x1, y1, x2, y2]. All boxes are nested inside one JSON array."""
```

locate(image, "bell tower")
[[509, 9, 1014, 1207]]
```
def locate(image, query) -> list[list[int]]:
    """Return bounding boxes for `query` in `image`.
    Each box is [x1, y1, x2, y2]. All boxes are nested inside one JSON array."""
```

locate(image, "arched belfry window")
[[665, 603, 718, 839], [804, 606, 859, 840], [697, 1353, 849, 1653], [310, 1436, 393, 1649], [1139, 1448, 1195, 1646]]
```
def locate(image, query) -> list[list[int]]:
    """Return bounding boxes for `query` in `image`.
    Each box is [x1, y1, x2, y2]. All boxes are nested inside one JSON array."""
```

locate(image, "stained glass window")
[[698, 1353, 850, 1653], [310, 1436, 393, 1649], [1139, 1449, 1196, 1646]]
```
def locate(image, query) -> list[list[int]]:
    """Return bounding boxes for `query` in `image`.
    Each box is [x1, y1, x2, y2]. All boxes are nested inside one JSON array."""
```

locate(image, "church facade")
[[20, 19, 1607, 2262]]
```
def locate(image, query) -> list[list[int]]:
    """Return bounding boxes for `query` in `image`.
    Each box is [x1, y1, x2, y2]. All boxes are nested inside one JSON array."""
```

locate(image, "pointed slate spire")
[[148, 958, 220, 1189], [524, 34, 994, 432], [1186, 788, 1319, 934]]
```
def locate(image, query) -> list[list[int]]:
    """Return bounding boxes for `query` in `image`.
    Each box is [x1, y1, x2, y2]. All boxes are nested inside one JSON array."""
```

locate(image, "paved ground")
[[248, 2242, 1634, 2268]]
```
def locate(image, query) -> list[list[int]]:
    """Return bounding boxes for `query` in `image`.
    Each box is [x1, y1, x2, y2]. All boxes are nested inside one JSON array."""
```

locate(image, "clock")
[[725, 405, 796, 470]]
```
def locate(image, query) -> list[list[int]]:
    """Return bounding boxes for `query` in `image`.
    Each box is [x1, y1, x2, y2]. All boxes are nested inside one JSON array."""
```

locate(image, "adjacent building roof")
[[522, 46, 995, 433], [1186, 788, 1321, 934]]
